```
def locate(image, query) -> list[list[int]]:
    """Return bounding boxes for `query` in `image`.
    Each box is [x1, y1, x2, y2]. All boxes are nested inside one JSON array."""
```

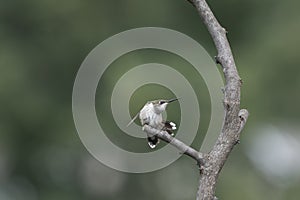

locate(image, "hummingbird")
[[127, 98, 179, 148]]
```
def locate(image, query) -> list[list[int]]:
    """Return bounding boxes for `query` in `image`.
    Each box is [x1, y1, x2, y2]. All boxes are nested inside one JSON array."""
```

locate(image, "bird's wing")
[[139, 105, 152, 125], [126, 112, 140, 127]]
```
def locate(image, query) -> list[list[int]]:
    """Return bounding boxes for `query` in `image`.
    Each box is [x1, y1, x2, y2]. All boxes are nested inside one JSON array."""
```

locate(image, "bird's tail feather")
[[126, 112, 140, 127]]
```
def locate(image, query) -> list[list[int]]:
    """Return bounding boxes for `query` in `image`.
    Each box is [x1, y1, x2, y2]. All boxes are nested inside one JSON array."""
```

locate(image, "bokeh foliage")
[[1, 0, 300, 200]]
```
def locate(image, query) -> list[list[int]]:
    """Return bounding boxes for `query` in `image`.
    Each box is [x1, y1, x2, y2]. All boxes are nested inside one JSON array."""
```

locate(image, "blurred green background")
[[1, 0, 300, 199]]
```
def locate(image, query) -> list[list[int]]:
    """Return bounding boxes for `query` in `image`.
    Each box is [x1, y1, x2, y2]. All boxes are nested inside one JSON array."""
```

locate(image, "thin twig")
[[143, 125, 205, 165], [186, 0, 196, 7]]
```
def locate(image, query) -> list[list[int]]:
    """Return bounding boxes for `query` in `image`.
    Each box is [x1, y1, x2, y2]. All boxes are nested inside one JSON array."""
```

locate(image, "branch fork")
[[143, 0, 249, 200]]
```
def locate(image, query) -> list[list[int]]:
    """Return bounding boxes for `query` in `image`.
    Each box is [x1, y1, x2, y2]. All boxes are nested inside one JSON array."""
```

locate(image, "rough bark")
[[143, 1, 249, 199], [187, 0, 249, 199]]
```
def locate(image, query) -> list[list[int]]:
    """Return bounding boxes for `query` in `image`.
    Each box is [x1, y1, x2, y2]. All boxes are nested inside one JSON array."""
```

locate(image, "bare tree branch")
[[143, 125, 205, 165], [139, 1, 248, 199], [184, 0, 249, 200]]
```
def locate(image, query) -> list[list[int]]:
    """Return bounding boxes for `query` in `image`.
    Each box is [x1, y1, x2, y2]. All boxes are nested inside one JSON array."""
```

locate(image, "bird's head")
[[152, 98, 179, 114]]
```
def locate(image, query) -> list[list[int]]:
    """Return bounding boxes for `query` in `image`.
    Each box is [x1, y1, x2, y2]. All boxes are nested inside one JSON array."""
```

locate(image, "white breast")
[[139, 103, 163, 129]]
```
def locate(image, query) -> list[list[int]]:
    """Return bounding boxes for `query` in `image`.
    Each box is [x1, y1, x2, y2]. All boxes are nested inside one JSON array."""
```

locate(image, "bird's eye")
[[159, 101, 165, 105]]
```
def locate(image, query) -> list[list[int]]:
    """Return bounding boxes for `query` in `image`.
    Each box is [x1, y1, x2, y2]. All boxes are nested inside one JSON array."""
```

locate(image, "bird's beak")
[[167, 98, 179, 103]]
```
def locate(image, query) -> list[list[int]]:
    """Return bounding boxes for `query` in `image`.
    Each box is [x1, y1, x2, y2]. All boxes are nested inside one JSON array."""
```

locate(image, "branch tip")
[[238, 109, 249, 122], [238, 109, 249, 134]]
